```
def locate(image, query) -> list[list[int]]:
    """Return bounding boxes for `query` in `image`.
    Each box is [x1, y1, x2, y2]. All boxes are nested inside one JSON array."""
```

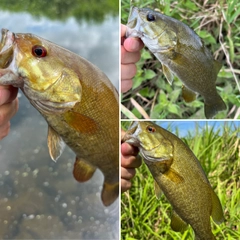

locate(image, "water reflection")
[[0, 2, 119, 239], [0, 0, 118, 23]]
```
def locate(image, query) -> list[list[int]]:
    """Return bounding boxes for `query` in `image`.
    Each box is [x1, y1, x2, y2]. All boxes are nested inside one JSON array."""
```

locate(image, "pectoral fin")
[[164, 168, 184, 184], [170, 210, 188, 232], [73, 157, 96, 182], [154, 180, 162, 199], [64, 111, 98, 134], [162, 64, 174, 85], [210, 188, 224, 224], [182, 85, 196, 103], [47, 126, 66, 161], [101, 181, 119, 207]]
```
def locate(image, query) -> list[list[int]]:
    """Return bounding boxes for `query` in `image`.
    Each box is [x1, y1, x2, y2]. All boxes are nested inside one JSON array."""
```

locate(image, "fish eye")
[[146, 13, 156, 22], [147, 126, 156, 133], [32, 45, 47, 58]]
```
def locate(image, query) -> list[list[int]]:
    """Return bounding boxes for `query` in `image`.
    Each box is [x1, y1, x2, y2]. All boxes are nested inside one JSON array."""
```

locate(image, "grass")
[[121, 0, 240, 119], [121, 121, 240, 239]]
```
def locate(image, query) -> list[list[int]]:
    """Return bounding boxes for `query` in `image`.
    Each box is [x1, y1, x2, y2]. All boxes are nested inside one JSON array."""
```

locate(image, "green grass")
[[121, 121, 240, 239], [121, 0, 240, 119]]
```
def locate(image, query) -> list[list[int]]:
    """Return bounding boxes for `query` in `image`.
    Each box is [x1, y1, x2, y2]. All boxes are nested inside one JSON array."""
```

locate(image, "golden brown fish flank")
[[0, 29, 119, 207], [123, 121, 224, 240], [126, 7, 226, 118]]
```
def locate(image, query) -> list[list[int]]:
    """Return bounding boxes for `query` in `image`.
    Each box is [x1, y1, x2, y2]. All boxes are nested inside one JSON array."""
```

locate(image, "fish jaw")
[[122, 121, 141, 146], [0, 29, 25, 88], [123, 121, 174, 165], [0, 29, 82, 114], [126, 7, 173, 53]]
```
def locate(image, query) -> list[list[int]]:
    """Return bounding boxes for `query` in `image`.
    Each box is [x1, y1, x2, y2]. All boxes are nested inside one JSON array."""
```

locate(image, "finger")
[[121, 24, 127, 38], [0, 98, 19, 126], [121, 79, 133, 93], [123, 37, 144, 52], [121, 63, 137, 80], [121, 167, 136, 180], [0, 85, 18, 105], [121, 142, 139, 156], [121, 154, 142, 169], [121, 45, 141, 64], [0, 121, 10, 140], [121, 178, 132, 193]]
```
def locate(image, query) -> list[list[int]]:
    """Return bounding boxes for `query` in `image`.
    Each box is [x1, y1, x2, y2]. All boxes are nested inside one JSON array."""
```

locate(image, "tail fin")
[[204, 94, 226, 119], [101, 181, 119, 207]]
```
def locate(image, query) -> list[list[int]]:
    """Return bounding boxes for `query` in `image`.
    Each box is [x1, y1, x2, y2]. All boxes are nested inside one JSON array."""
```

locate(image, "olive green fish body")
[[0, 29, 119, 206], [123, 121, 224, 239], [126, 7, 226, 118]]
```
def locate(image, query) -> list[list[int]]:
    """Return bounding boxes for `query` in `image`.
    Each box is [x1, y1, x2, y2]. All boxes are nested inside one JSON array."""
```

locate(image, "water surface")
[[0, 2, 119, 239]]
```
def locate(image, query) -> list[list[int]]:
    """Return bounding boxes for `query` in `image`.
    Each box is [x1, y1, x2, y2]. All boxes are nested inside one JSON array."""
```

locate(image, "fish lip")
[[0, 29, 15, 69], [122, 121, 141, 146]]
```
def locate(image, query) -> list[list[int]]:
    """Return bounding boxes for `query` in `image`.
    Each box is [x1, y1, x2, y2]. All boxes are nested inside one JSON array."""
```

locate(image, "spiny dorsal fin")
[[47, 126, 65, 161]]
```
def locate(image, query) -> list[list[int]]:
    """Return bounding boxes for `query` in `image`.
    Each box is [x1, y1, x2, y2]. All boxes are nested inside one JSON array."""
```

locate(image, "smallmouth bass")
[[0, 29, 119, 206], [123, 121, 224, 239], [126, 7, 226, 119]]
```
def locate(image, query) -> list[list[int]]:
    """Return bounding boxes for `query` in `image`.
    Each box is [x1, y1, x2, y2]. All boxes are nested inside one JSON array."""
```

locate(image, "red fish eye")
[[32, 45, 47, 58], [147, 126, 156, 133]]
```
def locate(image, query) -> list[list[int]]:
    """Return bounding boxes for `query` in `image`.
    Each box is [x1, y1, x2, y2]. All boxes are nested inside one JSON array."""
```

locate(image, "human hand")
[[0, 85, 18, 140], [121, 129, 141, 192], [121, 24, 144, 93]]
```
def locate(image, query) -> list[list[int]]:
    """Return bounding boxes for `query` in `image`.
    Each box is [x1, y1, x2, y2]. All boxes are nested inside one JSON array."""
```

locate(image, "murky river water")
[[0, 1, 119, 239]]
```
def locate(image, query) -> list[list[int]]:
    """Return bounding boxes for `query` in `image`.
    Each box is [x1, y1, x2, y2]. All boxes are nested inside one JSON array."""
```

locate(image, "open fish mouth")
[[0, 29, 15, 69], [0, 29, 24, 88]]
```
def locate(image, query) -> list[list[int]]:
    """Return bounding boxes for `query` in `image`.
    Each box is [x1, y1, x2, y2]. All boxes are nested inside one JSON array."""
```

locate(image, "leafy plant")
[[121, 0, 240, 119], [121, 121, 240, 239]]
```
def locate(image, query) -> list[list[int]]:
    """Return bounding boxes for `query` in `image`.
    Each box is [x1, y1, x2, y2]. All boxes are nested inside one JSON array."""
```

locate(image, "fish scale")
[[123, 121, 224, 240], [126, 7, 226, 118], [0, 29, 119, 207]]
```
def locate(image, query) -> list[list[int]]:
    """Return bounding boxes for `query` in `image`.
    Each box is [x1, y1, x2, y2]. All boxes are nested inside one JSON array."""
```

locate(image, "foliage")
[[121, 0, 240, 119], [0, 0, 118, 23], [121, 121, 240, 239]]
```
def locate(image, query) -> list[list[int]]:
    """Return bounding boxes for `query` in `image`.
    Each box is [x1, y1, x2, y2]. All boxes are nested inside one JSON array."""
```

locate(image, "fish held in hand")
[[126, 7, 226, 118], [0, 29, 119, 207], [123, 121, 224, 239]]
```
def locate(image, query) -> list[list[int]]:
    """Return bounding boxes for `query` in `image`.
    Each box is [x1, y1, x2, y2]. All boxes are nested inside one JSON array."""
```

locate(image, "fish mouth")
[[122, 121, 140, 146], [0, 29, 24, 88], [0, 29, 14, 69]]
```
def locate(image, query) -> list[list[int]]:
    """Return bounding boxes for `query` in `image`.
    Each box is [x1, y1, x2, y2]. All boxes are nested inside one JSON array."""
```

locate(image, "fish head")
[[0, 29, 82, 113], [123, 121, 173, 165], [126, 7, 177, 52]]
